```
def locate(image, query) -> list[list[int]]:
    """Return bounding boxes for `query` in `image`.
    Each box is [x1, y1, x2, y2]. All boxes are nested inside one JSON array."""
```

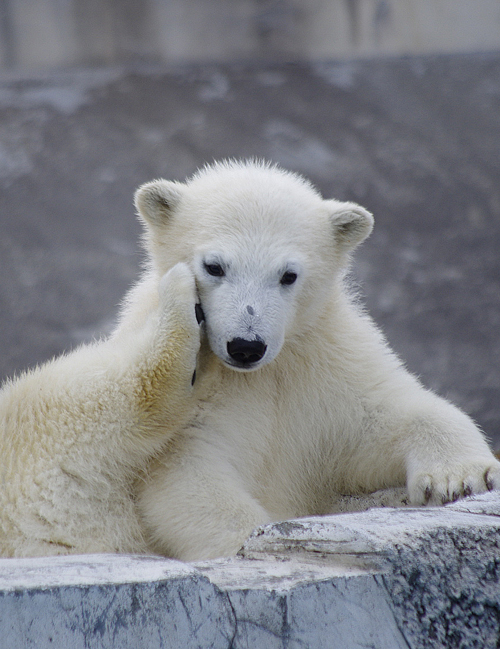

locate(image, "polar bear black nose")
[[227, 338, 267, 365]]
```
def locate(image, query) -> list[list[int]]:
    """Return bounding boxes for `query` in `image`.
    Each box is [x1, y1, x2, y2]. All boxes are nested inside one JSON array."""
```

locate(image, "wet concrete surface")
[[0, 54, 499, 447]]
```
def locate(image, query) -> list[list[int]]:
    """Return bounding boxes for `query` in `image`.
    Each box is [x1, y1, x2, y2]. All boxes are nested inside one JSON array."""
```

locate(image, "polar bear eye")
[[204, 262, 225, 277], [280, 271, 298, 286]]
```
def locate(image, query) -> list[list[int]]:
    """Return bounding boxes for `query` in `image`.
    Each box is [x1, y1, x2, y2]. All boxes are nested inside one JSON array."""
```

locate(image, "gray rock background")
[[1, 54, 499, 448]]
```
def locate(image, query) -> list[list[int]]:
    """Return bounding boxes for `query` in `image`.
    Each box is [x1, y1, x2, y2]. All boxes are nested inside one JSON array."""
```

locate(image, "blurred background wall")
[[1, 0, 500, 71]]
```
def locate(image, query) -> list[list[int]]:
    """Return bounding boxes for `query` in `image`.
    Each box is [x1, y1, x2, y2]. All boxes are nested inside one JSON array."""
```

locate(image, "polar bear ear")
[[134, 179, 185, 229], [326, 201, 374, 252]]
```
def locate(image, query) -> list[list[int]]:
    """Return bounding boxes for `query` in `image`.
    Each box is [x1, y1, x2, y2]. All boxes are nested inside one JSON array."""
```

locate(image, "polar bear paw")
[[408, 458, 500, 506], [158, 263, 200, 331], [157, 263, 202, 380], [158, 262, 196, 306]]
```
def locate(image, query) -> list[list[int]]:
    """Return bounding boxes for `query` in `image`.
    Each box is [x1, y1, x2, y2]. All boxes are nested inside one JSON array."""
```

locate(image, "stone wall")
[[1, 0, 500, 72], [2, 491, 500, 648]]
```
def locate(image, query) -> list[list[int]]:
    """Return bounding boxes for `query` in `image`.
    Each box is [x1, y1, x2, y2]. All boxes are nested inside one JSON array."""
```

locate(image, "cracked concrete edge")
[[0, 555, 235, 649], [239, 491, 500, 561], [2, 492, 500, 648], [0, 553, 410, 649], [237, 491, 500, 648]]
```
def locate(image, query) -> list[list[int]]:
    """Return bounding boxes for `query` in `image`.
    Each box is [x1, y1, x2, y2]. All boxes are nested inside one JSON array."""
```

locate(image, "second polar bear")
[[135, 160, 500, 561], [0, 264, 201, 557]]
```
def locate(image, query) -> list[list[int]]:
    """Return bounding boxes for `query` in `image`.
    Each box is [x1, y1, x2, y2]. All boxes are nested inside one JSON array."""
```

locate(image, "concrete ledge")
[[2, 492, 500, 648], [0, 555, 234, 648]]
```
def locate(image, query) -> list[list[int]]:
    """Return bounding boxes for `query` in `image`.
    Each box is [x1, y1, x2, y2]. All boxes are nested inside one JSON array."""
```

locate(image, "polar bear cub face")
[[192, 236, 305, 371], [135, 161, 373, 371]]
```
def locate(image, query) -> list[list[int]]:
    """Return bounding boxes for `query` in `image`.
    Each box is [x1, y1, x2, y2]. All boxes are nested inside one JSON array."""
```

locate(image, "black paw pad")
[[195, 303, 205, 324]]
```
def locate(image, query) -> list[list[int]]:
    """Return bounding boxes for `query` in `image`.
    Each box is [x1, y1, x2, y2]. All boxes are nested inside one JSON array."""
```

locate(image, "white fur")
[[134, 160, 500, 561], [0, 264, 201, 557]]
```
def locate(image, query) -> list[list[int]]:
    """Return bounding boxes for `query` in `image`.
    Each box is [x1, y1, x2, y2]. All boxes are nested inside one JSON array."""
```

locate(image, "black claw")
[[191, 370, 196, 386], [195, 303, 205, 324], [463, 484, 473, 497], [424, 485, 433, 504]]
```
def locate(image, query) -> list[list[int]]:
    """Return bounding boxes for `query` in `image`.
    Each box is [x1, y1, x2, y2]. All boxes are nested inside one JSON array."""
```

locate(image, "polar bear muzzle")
[[226, 337, 267, 367]]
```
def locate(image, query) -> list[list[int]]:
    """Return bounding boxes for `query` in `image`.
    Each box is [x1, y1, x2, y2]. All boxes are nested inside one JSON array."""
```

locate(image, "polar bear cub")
[[0, 263, 201, 557], [134, 160, 500, 561]]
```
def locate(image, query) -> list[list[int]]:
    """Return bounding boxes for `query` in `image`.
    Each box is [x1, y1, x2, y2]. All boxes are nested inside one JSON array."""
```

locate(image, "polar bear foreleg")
[[125, 264, 202, 429], [402, 404, 500, 506], [138, 449, 271, 561], [357, 387, 500, 507]]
